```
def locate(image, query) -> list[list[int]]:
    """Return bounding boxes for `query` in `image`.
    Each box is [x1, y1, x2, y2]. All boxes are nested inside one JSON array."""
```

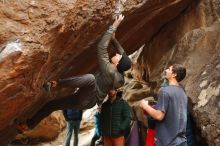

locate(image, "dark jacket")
[[63, 109, 83, 121], [100, 95, 131, 137]]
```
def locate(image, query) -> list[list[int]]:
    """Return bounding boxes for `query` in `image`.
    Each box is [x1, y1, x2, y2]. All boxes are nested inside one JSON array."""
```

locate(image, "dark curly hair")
[[172, 64, 186, 82]]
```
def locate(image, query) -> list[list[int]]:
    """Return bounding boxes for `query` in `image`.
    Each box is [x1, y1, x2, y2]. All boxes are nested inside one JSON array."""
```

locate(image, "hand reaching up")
[[112, 14, 124, 30]]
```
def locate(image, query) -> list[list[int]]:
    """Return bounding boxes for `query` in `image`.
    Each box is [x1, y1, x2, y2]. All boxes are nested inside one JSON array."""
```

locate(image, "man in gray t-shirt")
[[140, 64, 187, 146]]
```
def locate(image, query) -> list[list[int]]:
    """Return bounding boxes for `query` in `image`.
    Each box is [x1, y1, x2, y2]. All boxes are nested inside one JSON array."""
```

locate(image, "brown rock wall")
[[0, 0, 201, 145], [133, 0, 220, 145]]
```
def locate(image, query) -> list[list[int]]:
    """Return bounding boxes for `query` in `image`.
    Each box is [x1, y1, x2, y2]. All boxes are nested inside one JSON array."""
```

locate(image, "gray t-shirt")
[[155, 85, 188, 146]]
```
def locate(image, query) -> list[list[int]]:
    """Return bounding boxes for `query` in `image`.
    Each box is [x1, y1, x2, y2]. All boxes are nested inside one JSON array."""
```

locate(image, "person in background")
[[101, 90, 131, 146], [140, 64, 188, 146], [90, 107, 102, 146], [63, 109, 83, 146]]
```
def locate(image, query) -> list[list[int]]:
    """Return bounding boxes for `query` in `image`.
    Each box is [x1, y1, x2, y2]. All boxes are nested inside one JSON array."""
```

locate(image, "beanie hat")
[[117, 53, 131, 73]]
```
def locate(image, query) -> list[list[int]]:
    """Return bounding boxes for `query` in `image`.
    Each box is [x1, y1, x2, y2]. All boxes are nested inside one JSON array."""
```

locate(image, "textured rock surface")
[[1, 0, 219, 145], [13, 111, 66, 145], [128, 0, 220, 145], [109, 0, 220, 146]]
